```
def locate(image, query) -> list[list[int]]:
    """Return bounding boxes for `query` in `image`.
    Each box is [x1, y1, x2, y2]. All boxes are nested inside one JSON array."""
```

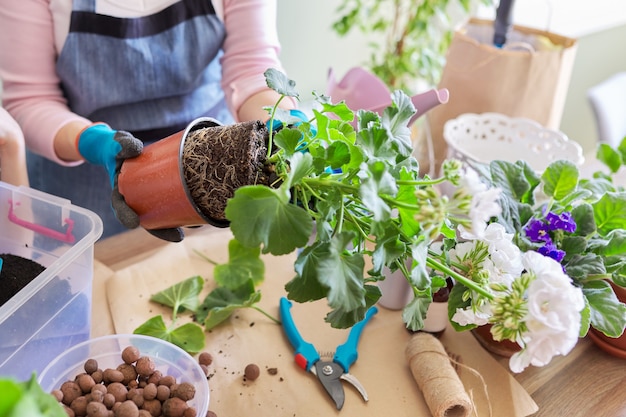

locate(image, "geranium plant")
[[140, 69, 626, 373]]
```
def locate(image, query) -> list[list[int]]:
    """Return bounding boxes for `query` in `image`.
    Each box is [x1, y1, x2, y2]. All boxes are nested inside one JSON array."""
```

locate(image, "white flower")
[[482, 224, 524, 288], [508, 251, 585, 373], [452, 304, 491, 326], [457, 168, 502, 239]]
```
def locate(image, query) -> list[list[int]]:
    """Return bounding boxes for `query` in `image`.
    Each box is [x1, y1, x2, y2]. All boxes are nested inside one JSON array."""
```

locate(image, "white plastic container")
[[0, 182, 103, 380], [39, 334, 210, 416]]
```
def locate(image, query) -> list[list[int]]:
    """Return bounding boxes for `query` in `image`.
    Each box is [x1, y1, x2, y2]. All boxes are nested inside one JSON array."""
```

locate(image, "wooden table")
[[94, 227, 626, 417]]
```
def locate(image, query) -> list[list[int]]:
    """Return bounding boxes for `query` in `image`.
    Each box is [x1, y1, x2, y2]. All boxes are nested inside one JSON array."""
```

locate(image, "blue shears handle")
[[279, 297, 320, 371], [334, 305, 378, 372]]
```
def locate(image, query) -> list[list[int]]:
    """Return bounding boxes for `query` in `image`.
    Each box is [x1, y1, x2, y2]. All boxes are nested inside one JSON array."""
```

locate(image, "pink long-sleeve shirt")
[[0, 0, 288, 165]]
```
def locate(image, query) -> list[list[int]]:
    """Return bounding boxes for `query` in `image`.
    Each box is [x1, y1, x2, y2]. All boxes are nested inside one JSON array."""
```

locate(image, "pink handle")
[[7, 199, 75, 244]]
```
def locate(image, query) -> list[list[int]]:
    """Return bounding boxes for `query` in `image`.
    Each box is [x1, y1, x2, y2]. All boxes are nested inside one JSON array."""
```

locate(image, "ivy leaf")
[[325, 141, 351, 170], [324, 285, 381, 328], [284, 152, 313, 189], [402, 294, 431, 331], [369, 230, 406, 277], [319, 100, 354, 122], [541, 161, 579, 201], [198, 281, 262, 330], [225, 185, 313, 255], [213, 239, 264, 290], [583, 280, 626, 337], [150, 276, 204, 318], [264, 68, 298, 98], [133, 315, 206, 355], [380, 90, 414, 161], [396, 167, 422, 237], [297, 232, 367, 313], [593, 192, 626, 236], [274, 128, 305, 156], [285, 243, 332, 303], [358, 160, 397, 222]]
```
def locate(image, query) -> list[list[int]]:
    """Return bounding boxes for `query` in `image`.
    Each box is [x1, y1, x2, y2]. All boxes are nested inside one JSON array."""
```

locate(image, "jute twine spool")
[[405, 332, 473, 417]]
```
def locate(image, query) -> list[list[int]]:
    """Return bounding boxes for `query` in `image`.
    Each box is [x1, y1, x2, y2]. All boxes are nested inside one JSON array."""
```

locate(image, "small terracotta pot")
[[118, 117, 230, 231], [588, 281, 626, 358], [472, 324, 522, 358]]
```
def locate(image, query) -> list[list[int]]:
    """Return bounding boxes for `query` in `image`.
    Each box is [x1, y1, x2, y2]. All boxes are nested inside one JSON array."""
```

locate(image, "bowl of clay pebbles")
[[38, 334, 209, 417]]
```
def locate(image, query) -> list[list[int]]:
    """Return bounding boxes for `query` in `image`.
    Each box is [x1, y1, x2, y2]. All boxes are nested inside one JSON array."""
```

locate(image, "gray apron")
[[28, 0, 233, 238]]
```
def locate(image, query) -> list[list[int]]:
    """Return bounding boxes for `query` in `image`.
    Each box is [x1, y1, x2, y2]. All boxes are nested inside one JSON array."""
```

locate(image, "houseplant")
[[331, 0, 489, 92], [134, 69, 626, 374]]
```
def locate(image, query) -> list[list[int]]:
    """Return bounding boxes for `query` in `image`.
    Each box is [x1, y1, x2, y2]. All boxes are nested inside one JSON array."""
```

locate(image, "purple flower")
[[538, 241, 566, 263], [546, 211, 577, 233], [524, 218, 552, 243]]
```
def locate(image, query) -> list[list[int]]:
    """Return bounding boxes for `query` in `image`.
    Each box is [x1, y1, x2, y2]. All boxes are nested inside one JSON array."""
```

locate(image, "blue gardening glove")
[[266, 108, 310, 132], [77, 123, 184, 242]]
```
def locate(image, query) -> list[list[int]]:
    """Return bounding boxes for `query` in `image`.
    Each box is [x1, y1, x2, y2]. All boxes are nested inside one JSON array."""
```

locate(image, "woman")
[[0, 108, 28, 187], [0, 0, 295, 240]]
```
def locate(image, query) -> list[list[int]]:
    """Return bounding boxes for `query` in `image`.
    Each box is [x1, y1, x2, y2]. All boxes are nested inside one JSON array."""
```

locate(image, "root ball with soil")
[[182, 120, 271, 222]]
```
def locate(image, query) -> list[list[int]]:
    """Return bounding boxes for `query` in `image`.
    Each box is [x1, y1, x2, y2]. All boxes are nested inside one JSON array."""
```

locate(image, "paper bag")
[[422, 17, 578, 175]]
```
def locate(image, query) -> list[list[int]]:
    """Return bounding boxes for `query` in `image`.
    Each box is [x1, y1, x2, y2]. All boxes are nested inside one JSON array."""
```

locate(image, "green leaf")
[[489, 160, 535, 203], [150, 276, 204, 318], [274, 128, 305, 156], [324, 285, 381, 328], [199, 281, 262, 330], [213, 239, 264, 290], [295, 233, 367, 313], [284, 152, 313, 189], [0, 379, 22, 417], [369, 230, 406, 277], [325, 141, 351, 170], [583, 280, 626, 337], [566, 253, 606, 281], [395, 167, 422, 237], [402, 294, 431, 331], [285, 246, 331, 303], [408, 242, 431, 289], [541, 161, 579, 200], [225, 185, 314, 255], [447, 283, 474, 332], [358, 160, 397, 222], [560, 236, 587, 257], [133, 316, 206, 355], [593, 192, 626, 236], [264, 68, 298, 98], [596, 143, 623, 173], [595, 229, 626, 257], [571, 203, 596, 237], [381, 91, 414, 161], [320, 101, 354, 122]]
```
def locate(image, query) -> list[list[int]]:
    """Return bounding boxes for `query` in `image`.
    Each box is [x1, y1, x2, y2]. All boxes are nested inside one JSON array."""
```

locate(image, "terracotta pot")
[[588, 281, 626, 358], [118, 117, 230, 231], [472, 324, 522, 358]]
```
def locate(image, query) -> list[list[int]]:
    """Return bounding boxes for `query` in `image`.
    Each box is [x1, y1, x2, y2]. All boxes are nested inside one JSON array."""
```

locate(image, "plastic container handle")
[[334, 306, 378, 372], [7, 199, 75, 243], [279, 297, 320, 371]]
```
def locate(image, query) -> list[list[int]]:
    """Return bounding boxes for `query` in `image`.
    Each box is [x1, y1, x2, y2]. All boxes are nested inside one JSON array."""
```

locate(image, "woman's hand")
[[0, 108, 28, 186]]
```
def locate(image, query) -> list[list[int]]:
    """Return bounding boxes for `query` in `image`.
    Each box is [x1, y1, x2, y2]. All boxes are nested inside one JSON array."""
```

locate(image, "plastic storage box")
[[0, 182, 102, 380]]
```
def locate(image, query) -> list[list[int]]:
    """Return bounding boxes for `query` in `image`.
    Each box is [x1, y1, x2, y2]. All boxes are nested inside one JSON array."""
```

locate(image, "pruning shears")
[[279, 297, 378, 410]]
